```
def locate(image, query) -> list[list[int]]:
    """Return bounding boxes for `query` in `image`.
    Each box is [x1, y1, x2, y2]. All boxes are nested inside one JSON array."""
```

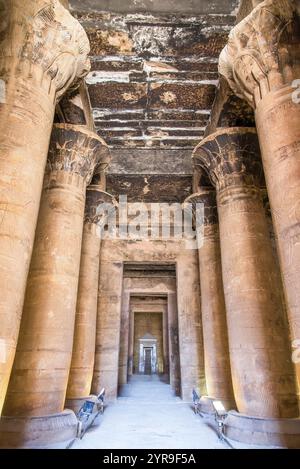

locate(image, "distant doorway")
[[138, 335, 157, 374], [118, 284, 181, 397], [144, 348, 152, 375], [133, 311, 164, 375]]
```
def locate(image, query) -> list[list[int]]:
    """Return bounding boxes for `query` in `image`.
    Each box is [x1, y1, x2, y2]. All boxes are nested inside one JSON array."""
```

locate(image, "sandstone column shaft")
[[67, 224, 100, 400], [128, 310, 135, 377], [176, 251, 206, 400], [3, 124, 108, 417], [0, 0, 90, 414], [185, 191, 235, 410], [167, 293, 181, 395], [118, 292, 131, 386], [92, 260, 124, 400], [256, 89, 300, 394], [219, 0, 300, 396], [66, 189, 115, 401], [193, 128, 298, 418], [162, 309, 170, 377]]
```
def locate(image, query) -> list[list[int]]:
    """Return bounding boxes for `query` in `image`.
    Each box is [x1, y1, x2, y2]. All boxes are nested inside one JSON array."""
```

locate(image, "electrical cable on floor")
[[220, 435, 235, 450], [195, 409, 236, 450]]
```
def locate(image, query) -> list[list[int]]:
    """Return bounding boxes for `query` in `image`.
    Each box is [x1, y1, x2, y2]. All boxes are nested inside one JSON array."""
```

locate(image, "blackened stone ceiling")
[[70, 1, 240, 15], [69, 1, 243, 202], [71, 5, 237, 150]]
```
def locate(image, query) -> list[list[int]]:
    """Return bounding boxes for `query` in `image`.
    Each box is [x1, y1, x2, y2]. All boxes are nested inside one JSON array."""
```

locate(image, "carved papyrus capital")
[[85, 187, 118, 227], [192, 127, 265, 191], [184, 190, 218, 227], [219, 0, 300, 107], [0, 0, 90, 102], [47, 124, 110, 185]]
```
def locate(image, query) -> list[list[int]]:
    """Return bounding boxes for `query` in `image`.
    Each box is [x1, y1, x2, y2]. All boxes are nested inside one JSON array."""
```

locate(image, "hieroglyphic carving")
[[193, 129, 299, 418], [85, 188, 117, 227], [184, 191, 218, 227], [0, 1, 91, 417], [0, 0, 90, 104], [47, 124, 110, 185], [219, 0, 300, 107], [192, 128, 264, 191]]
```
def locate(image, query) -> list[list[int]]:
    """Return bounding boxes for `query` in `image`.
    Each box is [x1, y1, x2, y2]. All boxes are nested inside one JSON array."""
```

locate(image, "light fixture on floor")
[[192, 388, 201, 414], [212, 400, 227, 441]]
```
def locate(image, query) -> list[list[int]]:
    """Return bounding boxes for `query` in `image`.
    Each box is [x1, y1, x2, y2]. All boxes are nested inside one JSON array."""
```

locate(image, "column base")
[[199, 396, 235, 415], [225, 411, 300, 448], [0, 410, 79, 449], [65, 395, 97, 414]]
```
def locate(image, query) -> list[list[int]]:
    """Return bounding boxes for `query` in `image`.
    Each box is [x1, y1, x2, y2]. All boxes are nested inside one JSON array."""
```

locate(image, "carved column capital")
[[192, 127, 265, 193], [0, 0, 91, 102], [219, 0, 300, 107], [47, 124, 111, 185], [85, 187, 118, 227], [184, 190, 218, 226]]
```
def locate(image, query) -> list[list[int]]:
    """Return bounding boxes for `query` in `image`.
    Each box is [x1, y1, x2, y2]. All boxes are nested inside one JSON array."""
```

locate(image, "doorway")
[[133, 312, 163, 375], [144, 348, 152, 375]]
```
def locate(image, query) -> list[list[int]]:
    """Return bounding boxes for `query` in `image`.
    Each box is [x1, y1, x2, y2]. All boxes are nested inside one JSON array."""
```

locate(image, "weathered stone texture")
[[0, 0, 90, 416], [92, 259, 124, 401], [219, 0, 300, 397], [66, 189, 116, 403], [70, 7, 235, 155], [70, 0, 240, 15], [107, 174, 192, 203], [219, 0, 300, 107], [3, 125, 105, 419], [194, 128, 299, 418], [184, 190, 235, 410], [176, 251, 206, 401]]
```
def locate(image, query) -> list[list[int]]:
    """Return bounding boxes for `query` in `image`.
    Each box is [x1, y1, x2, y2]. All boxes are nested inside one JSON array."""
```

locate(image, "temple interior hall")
[[0, 0, 300, 450]]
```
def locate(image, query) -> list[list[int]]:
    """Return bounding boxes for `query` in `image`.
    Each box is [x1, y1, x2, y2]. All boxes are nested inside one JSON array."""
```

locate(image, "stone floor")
[[71, 375, 268, 449]]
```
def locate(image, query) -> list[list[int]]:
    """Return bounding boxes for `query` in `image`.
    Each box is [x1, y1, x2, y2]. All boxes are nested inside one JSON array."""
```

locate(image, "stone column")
[[162, 308, 170, 378], [184, 190, 235, 411], [66, 189, 116, 412], [193, 127, 298, 420], [128, 309, 135, 377], [0, 124, 109, 448], [91, 259, 124, 401], [263, 195, 289, 321], [118, 291, 131, 386], [0, 1, 90, 413], [168, 293, 181, 396], [176, 249, 206, 401], [219, 0, 300, 396]]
